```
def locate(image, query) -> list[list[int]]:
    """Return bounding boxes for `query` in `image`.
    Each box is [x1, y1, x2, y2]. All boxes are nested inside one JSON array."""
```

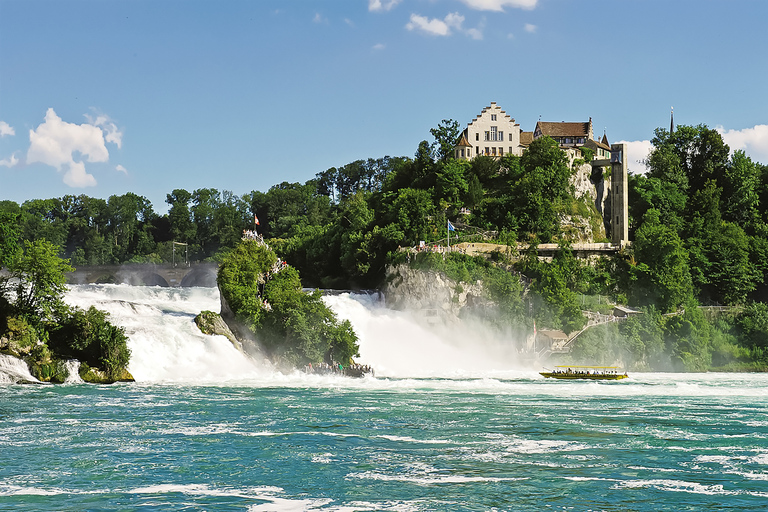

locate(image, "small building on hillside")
[[533, 119, 611, 159], [537, 329, 570, 354], [613, 305, 642, 318], [453, 102, 524, 161]]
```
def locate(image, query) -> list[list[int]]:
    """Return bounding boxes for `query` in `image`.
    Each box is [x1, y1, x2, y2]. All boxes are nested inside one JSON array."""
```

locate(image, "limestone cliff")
[[383, 263, 492, 324]]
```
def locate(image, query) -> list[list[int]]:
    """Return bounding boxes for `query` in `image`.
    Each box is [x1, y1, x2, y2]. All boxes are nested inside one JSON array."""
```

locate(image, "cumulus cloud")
[[524, 23, 537, 33], [616, 139, 653, 174], [0, 121, 15, 137], [0, 153, 19, 168], [369, 0, 401, 12], [406, 12, 463, 36], [116, 164, 128, 174], [460, 0, 538, 11], [717, 124, 768, 164], [85, 111, 123, 149], [406, 12, 483, 38], [27, 108, 120, 188]]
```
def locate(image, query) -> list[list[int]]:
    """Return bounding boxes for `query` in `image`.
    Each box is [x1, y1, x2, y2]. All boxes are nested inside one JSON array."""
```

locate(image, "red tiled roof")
[[536, 121, 590, 138]]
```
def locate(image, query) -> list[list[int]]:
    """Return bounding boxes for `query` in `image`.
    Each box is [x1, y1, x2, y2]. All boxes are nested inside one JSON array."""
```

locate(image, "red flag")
[[254, 215, 260, 226]]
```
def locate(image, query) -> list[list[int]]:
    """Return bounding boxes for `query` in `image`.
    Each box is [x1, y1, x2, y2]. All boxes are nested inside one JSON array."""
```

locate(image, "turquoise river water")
[[1, 285, 767, 511]]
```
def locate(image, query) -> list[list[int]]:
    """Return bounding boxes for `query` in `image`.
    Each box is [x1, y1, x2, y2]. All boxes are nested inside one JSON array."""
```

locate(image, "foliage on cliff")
[[217, 239, 360, 368], [0, 239, 131, 382]]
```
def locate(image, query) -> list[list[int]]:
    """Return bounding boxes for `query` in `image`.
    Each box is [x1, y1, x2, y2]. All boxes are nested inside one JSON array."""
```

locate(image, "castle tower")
[[670, 106, 674, 134], [610, 143, 629, 246]]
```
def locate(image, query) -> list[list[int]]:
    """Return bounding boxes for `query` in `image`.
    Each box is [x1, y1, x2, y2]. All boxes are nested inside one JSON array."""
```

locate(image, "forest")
[[2, 120, 768, 372]]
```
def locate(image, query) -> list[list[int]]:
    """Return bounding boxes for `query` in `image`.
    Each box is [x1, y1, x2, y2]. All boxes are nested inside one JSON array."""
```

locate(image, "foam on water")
[[0, 354, 40, 384], [64, 284, 272, 383]]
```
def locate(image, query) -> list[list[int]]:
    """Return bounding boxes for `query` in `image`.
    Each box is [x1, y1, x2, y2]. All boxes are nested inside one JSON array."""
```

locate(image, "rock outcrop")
[[194, 310, 244, 352], [383, 263, 492, 324]]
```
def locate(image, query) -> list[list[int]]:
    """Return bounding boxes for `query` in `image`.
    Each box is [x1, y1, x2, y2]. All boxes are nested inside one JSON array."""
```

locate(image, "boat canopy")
[[552, 365, 622, 369]]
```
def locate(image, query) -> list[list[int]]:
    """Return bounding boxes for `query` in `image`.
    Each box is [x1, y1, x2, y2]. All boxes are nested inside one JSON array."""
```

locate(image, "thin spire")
[[670, 106, 674, 134]]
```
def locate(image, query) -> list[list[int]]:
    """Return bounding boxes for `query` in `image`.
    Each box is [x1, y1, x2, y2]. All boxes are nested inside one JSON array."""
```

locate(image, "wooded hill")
[[2, 121, 768, 371]]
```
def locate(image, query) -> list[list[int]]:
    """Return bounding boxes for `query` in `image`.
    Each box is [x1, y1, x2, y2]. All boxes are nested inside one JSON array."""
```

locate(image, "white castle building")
[[453, 102, 611, 161], [453, 102, 524, 160]]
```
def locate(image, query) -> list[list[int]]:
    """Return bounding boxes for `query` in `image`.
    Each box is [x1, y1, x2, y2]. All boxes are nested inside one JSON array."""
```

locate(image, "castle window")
[[499, 131, 504, 141], [499, 147, 504, 155], [490, 126, 498, 141], [484, 131, 490, 141], [491, 114, 497, 121], [509, 147, 513, 153], [476, 133, 479, 141]]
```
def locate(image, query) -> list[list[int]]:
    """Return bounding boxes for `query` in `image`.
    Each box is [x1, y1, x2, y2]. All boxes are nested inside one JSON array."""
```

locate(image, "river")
[[1, 285, 767, 511]]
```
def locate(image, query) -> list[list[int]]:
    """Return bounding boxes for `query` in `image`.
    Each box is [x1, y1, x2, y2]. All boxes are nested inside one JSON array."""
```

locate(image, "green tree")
[[630, 209, 693, 312], [430, 119, 461, 163], [166, 188, 196, 243], [0, 210, 21, 268], [435, 159, 469, 208], [2, 239, 74, 326], [49, 306, 131, 380]]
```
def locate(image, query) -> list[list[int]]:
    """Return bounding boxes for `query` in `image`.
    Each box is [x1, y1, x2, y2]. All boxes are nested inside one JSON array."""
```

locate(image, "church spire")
[[670, 106, 675, 134]]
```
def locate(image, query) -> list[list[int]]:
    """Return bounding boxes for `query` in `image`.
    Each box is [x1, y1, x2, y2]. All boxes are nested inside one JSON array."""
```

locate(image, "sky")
[[2, 0, 768, 214]]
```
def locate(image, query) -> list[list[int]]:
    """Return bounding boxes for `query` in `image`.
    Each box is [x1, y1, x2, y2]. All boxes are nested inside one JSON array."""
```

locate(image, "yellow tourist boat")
[[540, 365, 628, 380]]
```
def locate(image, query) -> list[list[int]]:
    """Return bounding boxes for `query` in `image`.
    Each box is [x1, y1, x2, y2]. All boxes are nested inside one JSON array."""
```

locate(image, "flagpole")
[[447, 220, 450, 249]]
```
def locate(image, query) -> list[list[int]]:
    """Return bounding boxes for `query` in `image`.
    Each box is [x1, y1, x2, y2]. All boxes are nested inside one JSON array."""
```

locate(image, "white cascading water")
[[0, 354, 40, 384], [60, 285, 529, 383], [63, 360, 83, 384], [324, 293, 527, 378], [64, 284, 272, 383]]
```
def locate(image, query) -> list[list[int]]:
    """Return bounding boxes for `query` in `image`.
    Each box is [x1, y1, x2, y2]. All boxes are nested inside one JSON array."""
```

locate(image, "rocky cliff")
[[383, 263, 493, 324]]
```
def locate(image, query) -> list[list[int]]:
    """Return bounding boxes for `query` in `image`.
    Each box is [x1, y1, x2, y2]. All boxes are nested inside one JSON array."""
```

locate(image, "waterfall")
[[63, 285, 272, 383], [323, 293, 526, 378], [0, 354, 40, 384], [58, 284, 526, 383], [63, 360, 83, 384]]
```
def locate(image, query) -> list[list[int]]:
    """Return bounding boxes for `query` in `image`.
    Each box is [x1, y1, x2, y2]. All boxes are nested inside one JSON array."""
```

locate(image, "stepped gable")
[[467, 101, 514, 127]]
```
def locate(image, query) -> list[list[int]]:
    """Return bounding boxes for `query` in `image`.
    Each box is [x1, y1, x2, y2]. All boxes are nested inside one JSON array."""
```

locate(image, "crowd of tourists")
[[303, 362, 374, 378]]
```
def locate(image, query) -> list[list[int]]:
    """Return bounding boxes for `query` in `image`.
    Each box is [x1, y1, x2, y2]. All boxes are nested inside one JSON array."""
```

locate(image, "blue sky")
[[2, 0, 767, 213]]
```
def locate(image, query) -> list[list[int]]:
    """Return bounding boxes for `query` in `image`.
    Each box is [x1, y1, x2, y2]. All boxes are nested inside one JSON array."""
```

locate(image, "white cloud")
[[344, 18, 354, 26], [0, 121, 15, 137], [466, 27, 483, 40], [373, 43, 386, 50], [717, 124, 768, 164], [27, 107, 112, 187], [406, 12, 482, 38], [617, 139, 653, 174], [369, 0, 401, 12], [116, 164, 128, 174], [313, 12, 327, 24], [86, 111, 123, 149], [524, 23, 537, 33], [460, 0, 538, 11], [0, 153, 19, 168], [406, 13, 460, 36]]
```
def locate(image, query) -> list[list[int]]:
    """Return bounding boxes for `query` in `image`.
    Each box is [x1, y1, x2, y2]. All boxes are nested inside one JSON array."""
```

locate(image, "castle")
[[453, 102, 627, 246]]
